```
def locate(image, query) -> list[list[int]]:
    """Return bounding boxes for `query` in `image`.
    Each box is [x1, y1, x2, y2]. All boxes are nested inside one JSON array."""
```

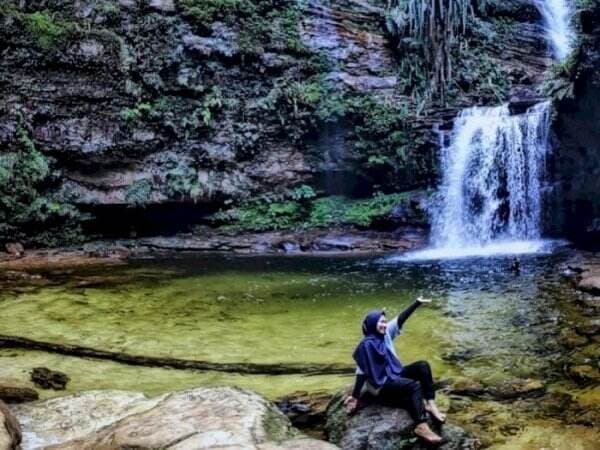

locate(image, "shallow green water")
[[0, 252, 598, 448]]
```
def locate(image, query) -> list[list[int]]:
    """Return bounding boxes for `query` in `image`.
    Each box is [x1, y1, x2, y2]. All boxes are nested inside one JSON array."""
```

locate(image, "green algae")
[[0, 260, 455, 374], [0, 349, 351, 401]]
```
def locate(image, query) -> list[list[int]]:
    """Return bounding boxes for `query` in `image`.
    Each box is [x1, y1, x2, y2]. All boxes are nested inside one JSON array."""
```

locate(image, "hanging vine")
[[386, 0, 482, 104]]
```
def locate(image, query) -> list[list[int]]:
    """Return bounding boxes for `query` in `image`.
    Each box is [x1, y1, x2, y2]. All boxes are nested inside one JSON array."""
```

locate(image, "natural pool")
[[0, 251, 598, 448]]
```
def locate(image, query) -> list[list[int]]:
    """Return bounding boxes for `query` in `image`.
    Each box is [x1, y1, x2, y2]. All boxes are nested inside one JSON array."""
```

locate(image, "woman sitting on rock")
[[344, 297, 446, 445]]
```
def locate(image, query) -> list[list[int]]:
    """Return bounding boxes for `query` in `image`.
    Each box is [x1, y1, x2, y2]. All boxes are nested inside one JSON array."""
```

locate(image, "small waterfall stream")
[[402, 1, 575, 260], [535, 0, 575, 60]]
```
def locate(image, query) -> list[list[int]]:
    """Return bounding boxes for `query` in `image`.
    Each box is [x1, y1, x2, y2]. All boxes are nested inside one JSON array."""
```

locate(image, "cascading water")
[[405, 102, 552, 259], [398, 1, 575, 260], [534, 0, 575, 60]]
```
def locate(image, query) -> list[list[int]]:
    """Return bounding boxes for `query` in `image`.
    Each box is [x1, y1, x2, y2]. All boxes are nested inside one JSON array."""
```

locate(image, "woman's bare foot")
[[414, 422, 444, 445], [425, 400, 447, 423]]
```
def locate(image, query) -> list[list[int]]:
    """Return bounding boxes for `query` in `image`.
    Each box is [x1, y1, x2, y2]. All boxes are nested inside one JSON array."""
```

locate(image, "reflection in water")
[[0, 251, 597, 448]]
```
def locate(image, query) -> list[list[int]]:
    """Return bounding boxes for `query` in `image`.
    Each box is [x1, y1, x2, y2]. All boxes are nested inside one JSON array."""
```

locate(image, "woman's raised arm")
[[396, 296, 431, 328]]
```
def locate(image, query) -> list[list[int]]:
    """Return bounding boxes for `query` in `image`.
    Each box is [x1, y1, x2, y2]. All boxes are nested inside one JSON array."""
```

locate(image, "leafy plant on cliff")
[[213, 190, 413, 231], [0, 120, 82, 246], [23, 10, 75, 49], [544, 53, 580, 101]]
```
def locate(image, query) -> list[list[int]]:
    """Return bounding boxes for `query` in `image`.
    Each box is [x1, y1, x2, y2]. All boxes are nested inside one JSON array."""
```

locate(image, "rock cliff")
[[0, 0, 560, 243]]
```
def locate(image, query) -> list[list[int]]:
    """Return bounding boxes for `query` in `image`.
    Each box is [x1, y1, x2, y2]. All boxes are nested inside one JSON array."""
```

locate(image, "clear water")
[[534, 0, 575, 60], [0, 253, 598, 448]]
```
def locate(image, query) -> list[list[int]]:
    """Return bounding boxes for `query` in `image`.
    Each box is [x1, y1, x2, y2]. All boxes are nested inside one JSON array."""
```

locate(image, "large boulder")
[[12, 387, 339, 450], [325, 390, 478, 450], [0, 400, 21, 450]]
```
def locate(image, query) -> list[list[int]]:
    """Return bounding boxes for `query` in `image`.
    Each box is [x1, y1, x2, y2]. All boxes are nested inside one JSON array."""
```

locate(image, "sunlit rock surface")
[[12, 387, 339, 450]]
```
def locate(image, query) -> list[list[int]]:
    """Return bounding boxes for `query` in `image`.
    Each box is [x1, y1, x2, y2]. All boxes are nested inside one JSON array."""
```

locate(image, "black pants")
[[377, 360, 435, 424]]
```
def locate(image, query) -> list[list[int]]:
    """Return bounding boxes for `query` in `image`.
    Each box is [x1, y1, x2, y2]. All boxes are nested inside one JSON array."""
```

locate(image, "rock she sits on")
[[325, 390, 478, 450]]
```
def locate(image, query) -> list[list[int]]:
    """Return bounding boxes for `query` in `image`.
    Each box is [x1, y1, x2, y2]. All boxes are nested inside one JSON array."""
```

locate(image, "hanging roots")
[[386, 0, 480, 103]]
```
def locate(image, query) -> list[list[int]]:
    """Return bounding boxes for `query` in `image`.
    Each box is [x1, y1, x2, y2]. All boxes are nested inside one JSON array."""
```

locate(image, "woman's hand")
[[416, 296, 432, 304], [344, 396, 358, 414]]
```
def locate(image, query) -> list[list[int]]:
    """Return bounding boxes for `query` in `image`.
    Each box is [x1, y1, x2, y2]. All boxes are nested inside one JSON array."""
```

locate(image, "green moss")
[[0, 118, 83, 246], [23, 10, 74, 49], [120, 101, 165, 123], [262, 406, 296, 442], [200, 86, 223, 126]]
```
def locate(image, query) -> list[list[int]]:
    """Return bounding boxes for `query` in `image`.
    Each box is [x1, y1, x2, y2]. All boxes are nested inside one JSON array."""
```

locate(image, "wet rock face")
[[0, 0, 551, 210], [12, 387, 339, 450], [551, 5, 600, 246], [325, 389, 478, 450], [0, 0, 314, 210], [300, 0, 397, 96]]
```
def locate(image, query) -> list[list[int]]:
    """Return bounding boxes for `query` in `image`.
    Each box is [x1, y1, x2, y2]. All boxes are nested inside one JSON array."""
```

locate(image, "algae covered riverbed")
[[0, 252, 598, 448]]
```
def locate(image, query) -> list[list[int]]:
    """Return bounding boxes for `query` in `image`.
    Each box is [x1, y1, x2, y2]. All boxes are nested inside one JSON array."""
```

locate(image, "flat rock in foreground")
[[12, 387, 339, 450], [325, 390, 478, 450], [0, 400, 21, 450]]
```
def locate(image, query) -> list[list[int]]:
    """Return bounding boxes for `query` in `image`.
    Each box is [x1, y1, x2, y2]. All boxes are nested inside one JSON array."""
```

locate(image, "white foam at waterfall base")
[[395, 240, 557, 262], [397, 102, 555, 262]]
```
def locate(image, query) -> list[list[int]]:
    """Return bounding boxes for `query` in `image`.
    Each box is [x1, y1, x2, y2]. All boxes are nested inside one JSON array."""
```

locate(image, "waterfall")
[[395, 1, 576, 261], [534, 0, 575, 60], [402, 103, 553, 260], [435, 103, 550, 245]]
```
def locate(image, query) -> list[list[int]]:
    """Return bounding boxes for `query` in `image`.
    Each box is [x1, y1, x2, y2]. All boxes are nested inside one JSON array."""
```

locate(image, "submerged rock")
[[325, 389, 478, 450], [30, 368, 70, 391], [0, 400, 21, 450], [0, 387, 38, 404], [568, 365, 600, 385], [12, 387, 338, 450], [447, 377, 545, 401]]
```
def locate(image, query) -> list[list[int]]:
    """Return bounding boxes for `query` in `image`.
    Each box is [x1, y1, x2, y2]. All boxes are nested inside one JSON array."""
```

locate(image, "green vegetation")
[[179, 0, 307, 55], [199, 87, 223, 126], [22, 10, 75, 49], [544, 53, 580, 101], [125, 179, 153, 207], [212, 189, 420, 231], [0, 119, 82, 246], [386, 0, 476, 102], [120, 98, 171, 123], [165, 166, 204, 202]]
